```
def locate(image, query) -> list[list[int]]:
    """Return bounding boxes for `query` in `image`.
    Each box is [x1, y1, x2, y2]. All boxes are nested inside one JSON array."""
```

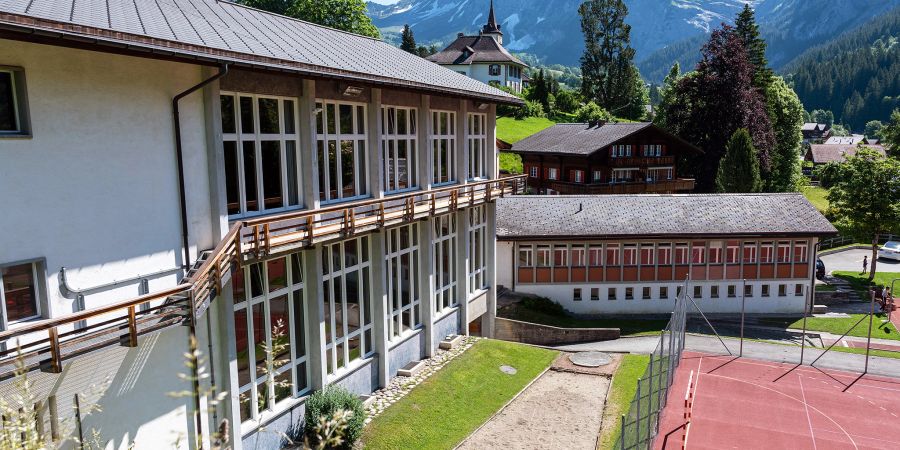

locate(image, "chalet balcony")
[[608, 156, 676, 167], [545, 178, 695, 195], [0, 175, 526, 380]]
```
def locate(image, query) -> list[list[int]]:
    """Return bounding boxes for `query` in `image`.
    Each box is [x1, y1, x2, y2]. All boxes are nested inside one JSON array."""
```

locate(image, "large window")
[[433, 214, 458, 313], [317, 101, 369, 202], [468, 113, 487, 180], [431, 111, 456, 185], [221, 93, 302, 217], [518, 246, 533, 267], [382, 106, 418, 192], [0, 68, 28, 135], [322, 237, 374, 376], [0, 262, 41, 327], [386, 224, 421, 339], [468, 205, 488, 296], [232, 254, 309, 423]]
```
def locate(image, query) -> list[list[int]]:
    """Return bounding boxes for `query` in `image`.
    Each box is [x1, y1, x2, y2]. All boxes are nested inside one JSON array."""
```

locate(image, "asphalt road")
[[820, 248, 900, 275]]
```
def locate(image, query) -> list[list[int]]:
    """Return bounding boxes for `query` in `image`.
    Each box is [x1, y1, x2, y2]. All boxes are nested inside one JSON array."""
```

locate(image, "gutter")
[[172, 64, 229, 271]]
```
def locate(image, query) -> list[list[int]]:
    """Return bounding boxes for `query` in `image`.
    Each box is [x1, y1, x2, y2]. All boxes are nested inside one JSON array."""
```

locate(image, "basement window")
[[0, 67, 30, 136], [0, 260, 44, 328]]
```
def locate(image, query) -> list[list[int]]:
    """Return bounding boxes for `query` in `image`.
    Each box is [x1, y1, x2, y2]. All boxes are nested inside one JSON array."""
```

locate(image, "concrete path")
[[456, 370, 608, 450], [554, 333, 900, 378], [820, 248, 900, 274]]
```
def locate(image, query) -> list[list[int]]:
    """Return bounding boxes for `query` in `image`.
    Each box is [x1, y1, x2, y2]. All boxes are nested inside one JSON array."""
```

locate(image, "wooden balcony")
[[0, 175, 526, 380], [546, 178, 695, 195], [608, 156, 675, 167]]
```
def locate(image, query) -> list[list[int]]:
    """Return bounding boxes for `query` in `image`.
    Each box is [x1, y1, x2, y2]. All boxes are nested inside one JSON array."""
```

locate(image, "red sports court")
[[656, 351, 900, 449]]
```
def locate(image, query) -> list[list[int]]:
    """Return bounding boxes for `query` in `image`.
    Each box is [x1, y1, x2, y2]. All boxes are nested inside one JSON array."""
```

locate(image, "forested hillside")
[[784, 7, 900, 130]]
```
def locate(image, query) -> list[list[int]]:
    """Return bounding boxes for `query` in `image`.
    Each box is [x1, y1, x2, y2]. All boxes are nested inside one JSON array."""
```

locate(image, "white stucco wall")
[[441, 63, 522, 93], [497, 240, 514, 288]]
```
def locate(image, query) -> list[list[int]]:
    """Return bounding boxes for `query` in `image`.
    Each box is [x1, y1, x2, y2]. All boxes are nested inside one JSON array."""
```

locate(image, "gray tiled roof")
[[0, 0, 520, 104], [427, 35, 525, 66], [807, 144, 886, 164], [496, 194, 837, 239], [510, 122, 656, 156]]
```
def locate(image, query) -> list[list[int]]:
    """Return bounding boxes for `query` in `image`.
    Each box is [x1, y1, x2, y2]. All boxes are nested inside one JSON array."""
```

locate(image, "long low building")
[[496, 194, 837, 315]]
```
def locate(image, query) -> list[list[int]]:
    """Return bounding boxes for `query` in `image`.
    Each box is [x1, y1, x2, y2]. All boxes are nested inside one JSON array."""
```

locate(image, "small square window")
[[762, 285, 770, 297], [642, 287, 651, 299], [1, 261, 42, 324], [591, 288, 600, 301], [574, 288, 582, 301], [608, 287, 617, 301], [711, 285, 719, 298], [745, 284, 754, 297], [0, 67, 30, 136], [625, 287, 634, 300], [778, 284, 787, 297], [728, 285, 736, 298], [795, 284, 804, 296], [660, 286, 669, 299], [693, 285, 703, 299]]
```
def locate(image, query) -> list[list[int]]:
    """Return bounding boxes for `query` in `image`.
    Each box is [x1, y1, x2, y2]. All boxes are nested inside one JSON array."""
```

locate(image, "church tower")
[[481, 0, 503, 44]]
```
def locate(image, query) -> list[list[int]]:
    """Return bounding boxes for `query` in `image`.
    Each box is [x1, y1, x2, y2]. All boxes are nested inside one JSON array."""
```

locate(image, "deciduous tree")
[[716, 129, 761, 193], [243, 0, 380, 38], [880, 109, 900, 157], [764, 76, 805, 192]]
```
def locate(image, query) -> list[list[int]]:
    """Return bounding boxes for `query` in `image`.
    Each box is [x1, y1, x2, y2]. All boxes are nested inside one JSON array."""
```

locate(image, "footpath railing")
[[614, 281, 689, 450], [0, 175, 526, 381], [820, 233, 899, 250]]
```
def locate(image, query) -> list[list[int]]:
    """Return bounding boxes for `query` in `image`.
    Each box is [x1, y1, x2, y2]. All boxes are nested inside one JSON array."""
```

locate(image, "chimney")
[[588, 120, 598, 128], [576, 203, 583, 214], [458, 32, 465, 38]]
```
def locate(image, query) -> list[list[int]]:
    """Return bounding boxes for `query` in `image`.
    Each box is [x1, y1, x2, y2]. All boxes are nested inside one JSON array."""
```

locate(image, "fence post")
[[635, 378, 642, 447], [620, 414, 626, 450]]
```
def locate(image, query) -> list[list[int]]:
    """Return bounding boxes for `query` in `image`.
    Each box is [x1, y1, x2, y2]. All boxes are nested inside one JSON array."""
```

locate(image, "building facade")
[[512, 122, 700, 195], [426, 1, 527, 94], [0, 1, 521, 448], [496, 195, 836, 315]]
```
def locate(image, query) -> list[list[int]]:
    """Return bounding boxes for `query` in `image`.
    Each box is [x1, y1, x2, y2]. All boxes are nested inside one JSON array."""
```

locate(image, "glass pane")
[[334, 275, 344, 338], [285, 141, 299, 206], [326, 104, 336, 135], [362, 236, 370, 262], [410, 110, 417, 134], [291, 253, 303, 285], [239, 391, 252, 422], [328, 141, 338, 199], [341, 140, 355, 197], [296, 362, 308, 392], [224, 141, 240, 215], [270, 295, 291, 367], [323, 280, 332, 344], [340, 104, 353, 134], [348, 335, 361, 364], [274, 370, 292, 403], [357, 140, 367, 194], [220, 95, 236, 134], [362, 266, 371, 326], [240, 96, 254, 134], [249, 263, 264, 298], [257, 383, 269, 414], [345, 239, 358, 268], [258, 98, 279, 134], [318, 141, 327, 201], [232, 267, 246, 304], [364, 329, 372, 355], [252, 303, 266, 378], [357, 106, 365, 134], [267, 258, 287, 292], [242, 141, 259, 212], [397, 109, 407, 135], [261, 141, 283, 209], [346, 270, 361, 335], [0, 72, 16, 131], [293, 290, 306, 359], [283, 100, 296, 134]]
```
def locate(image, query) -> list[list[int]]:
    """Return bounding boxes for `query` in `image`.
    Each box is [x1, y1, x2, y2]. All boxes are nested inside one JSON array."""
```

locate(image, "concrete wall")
[[387, 330, 425, 378], [497, 240, 515, 288], [494, 317, 619, 345]]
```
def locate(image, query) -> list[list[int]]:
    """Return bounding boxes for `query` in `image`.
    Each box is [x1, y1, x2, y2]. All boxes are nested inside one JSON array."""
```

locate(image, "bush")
[[555, 89, 581, 113], [496, 86, 523, 117], [514, 100, 545, 119], [575, 101, 612, 123], [521, 296, 567, 316], [304, 386, 365, 450]]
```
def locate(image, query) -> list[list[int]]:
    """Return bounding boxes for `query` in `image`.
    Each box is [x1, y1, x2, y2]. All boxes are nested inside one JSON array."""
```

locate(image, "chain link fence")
[[820, 233, 900, 250], [614, 282, 690, 450]]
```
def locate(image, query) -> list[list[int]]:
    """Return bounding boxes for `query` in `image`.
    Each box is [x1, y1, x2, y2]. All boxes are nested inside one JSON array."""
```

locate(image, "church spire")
[[482, 0, 503, 43], [487, 0, 498, 30]]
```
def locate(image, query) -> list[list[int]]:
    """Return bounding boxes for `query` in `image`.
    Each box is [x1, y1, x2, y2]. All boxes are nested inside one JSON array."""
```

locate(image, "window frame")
[[385, 223, 421, 340], [0, 67, 30, 137], [529, 166, 539, 178], [316, 99, 370, 204], [0, 259, 45, 328], [433, 214, 459, 313], [431, 110, 457, 185], [381, 105, 418, 193], [467, 113, 488, 181], [468, 205, 488, 297], [573, 288, 582, 301]]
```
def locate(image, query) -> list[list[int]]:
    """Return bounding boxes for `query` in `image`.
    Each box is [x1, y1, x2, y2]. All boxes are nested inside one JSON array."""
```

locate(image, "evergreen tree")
[[400, 25, 417, 54], [243, 0, 380, 38], [528, 69, 552, 114], [881, 109, 900, 157], [716, 129, 761, 193], [579, 0, 647, 120], [734, 4, 773, 91]]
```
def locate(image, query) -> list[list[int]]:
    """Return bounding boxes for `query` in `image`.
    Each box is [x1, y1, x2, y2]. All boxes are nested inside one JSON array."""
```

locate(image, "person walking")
[[863, 255, 868, 274]]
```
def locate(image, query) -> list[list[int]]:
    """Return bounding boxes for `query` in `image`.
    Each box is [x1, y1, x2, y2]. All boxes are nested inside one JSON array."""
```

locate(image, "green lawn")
[[362, 339, 558, 449], [498, 303, 668, 336], [832, 270, 900, 294], [599, 355, 650, 450], [761, 313, 900, 341], [801, 185, 829, 212], [829, 345, 900, 360], [496, 116, 556, 144], [499, 152, 523, 174]]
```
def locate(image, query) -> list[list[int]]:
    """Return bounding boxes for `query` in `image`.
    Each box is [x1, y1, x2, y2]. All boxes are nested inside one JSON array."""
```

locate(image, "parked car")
[[878, 241, 900, 261], [816, 258, 826, 280]]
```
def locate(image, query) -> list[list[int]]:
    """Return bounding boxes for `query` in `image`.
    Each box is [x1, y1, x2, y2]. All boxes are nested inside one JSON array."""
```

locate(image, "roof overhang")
[[0, 12, 524, 106], [508, 123, 704, 157], [497, 231, 839, 241]]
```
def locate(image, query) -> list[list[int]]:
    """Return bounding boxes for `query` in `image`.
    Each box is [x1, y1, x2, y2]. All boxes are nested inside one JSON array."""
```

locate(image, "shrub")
[[514, 100, 545, 119], [303, 386, 365, 450], [521, 296, 567, 316], [555, 89, 581, 113], [575, 101, 612, 123]]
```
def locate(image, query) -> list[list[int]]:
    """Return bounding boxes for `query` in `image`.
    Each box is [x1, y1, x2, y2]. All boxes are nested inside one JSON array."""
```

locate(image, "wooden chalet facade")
[[510, 122, 700, 195]]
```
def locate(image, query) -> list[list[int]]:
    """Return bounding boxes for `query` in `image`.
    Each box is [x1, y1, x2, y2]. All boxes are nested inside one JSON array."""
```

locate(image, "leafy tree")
[[716, 129, 761, 193], [555, 89, 581, 113], [515, 100, 546, 119], [809, 109, 835, 127], [881, 109, 900, 156], [417, 45, 438, 58], [660, 26, 775, 192], [764, 76, 805, 191], [653, 62, 681, 129], [400, 24, 417, 54], [579, 0, 647, 120], [243, 0, 380, 38], [865, 120, 884, 140], [734, 4, 773, 91], [830, 124, 851, 137], [825, 149, 900, 280], [575, 101, 612, 123], [526, 69, 552, 114]]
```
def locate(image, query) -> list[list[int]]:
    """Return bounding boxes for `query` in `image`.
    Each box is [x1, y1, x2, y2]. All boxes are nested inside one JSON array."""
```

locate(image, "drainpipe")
[[172, 64, 229, 271]]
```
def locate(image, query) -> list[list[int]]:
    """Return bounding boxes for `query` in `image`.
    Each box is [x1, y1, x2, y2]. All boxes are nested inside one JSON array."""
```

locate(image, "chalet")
[[510, 122, 701, 195], [496, 194, 837, 315], [427, 1, 527, 94], [801, 122, 831, 143], [0, 0, 522, 448], [805, 143, 887, 166], [824, 134, 867, 145]]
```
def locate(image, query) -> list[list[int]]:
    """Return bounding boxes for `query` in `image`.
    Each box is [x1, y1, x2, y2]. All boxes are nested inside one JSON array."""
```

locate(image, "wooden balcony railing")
[[0, 175, 526, 380], [609, 156, 676, 167]]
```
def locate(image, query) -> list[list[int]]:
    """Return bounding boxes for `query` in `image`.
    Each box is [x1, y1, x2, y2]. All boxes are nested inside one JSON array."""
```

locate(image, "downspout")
[[173, 64, 229, 271], [172, 63, 229, 446]]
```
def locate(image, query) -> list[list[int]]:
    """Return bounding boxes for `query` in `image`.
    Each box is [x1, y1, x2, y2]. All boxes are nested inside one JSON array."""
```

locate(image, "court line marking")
[[815, 428, 900, 445], [798, 375, 818, 450]]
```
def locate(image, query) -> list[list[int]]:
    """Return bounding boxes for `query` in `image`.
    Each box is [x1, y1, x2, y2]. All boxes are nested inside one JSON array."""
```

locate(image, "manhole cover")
[[500, 365, 518, 375], [569, 351, 612, 367]]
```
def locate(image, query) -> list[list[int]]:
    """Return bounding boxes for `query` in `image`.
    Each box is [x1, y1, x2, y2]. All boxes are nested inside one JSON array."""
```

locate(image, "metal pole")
[[801, 242, 819, 364], [647, 355, 655, 443], [865, 287, 875, 374], [635, 378, 642, 447], [686, 293, 732, 355], [620, 414, 626, 450], [890, 278, 899, 325], [740, 279, 746, 357]]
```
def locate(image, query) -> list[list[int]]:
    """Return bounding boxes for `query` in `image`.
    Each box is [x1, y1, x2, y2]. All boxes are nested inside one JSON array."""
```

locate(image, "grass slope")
[[362, 339, 558, 450], [801, 185, 829, 212], [599, 355, 650, 450], [833, 271, 900, 293], [761, 313, 900, 341], [496, 116, 556, 144], [498, 303, 668, 336]]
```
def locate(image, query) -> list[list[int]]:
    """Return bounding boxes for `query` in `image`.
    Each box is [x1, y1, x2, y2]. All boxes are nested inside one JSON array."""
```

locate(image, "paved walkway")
[[456, 370, 608, 450]]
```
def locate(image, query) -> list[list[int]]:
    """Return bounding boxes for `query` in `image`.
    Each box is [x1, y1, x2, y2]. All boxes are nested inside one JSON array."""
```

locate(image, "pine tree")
[[400, 24, 417, 54], [734, 4, 773, 91], [716, 129, 761, 193]]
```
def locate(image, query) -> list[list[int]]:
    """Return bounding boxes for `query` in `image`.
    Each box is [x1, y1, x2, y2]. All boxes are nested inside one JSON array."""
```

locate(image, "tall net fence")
[[614, 282, 689, 450]]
